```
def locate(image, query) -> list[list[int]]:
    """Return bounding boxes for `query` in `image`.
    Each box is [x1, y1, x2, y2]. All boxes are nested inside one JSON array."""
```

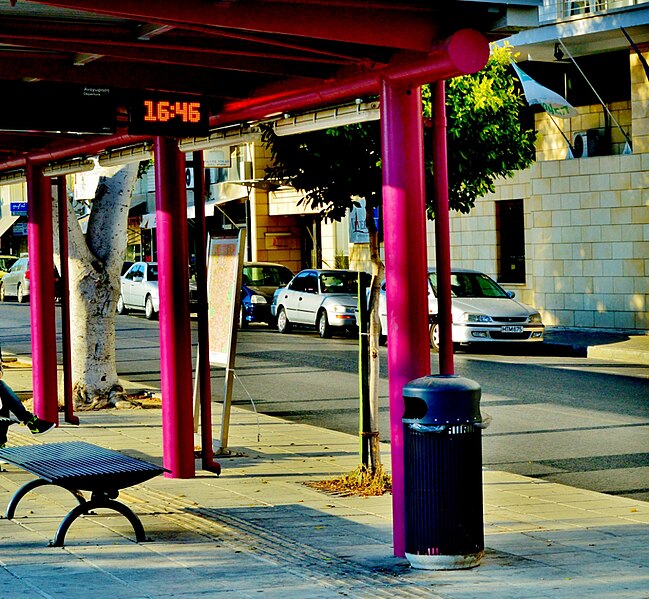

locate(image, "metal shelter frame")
[[0, 0, 539, 558]]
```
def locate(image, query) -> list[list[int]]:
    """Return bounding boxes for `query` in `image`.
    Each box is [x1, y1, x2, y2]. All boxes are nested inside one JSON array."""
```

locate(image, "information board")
[[206, 232, 244, 367]]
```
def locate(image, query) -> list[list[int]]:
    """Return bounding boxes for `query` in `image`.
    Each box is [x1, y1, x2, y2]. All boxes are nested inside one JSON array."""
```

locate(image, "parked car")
[[0, 256, 62, 303], [117, 261, 198, 319], [379, 267, 544, 350], [118, 261, 159, 319], [240, 262, 294, 327], [0, 255, 17, 280], [272, 268, 371, 338]]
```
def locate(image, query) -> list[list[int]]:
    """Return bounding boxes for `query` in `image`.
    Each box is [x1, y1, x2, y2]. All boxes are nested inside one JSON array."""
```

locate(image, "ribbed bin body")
[[402, 375, 484, 570]]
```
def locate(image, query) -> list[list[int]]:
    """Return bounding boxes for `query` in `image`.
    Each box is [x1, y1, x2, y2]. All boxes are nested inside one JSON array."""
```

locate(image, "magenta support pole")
[[432, 81, 455, 376], [56, 177, 79, 424], [381, 80, 431, 558], [192, 150, 221, 475], [154, 137, 195, 479], [25, 161, 59, 424]]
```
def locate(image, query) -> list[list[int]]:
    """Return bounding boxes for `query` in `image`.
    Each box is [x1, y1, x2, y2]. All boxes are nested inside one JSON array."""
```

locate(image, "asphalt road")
[[1, 302, 648, 501]]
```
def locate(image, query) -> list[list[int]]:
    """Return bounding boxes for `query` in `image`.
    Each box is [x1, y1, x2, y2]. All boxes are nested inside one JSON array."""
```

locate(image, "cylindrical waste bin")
[[402, 374, 485, 570]]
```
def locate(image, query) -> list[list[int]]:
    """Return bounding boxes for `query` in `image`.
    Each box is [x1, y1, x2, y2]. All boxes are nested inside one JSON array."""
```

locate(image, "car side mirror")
[[507, 290, 515, 298], [133, 275, 144, 282]]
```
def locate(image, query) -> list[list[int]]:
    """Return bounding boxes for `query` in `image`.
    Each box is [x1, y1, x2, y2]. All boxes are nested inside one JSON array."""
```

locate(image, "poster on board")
[[206, 231, 245, 367]]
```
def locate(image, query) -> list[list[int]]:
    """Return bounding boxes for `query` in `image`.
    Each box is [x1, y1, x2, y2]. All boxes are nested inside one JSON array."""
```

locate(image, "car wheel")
[[317, 310, 332, 338], [116, 295, 128, 315], [0, 283, 5, 302], [17, 283, 26, 304], [276, 307, 291, 333], [144, 295, 157, 320], [430, 323, 440, 352]]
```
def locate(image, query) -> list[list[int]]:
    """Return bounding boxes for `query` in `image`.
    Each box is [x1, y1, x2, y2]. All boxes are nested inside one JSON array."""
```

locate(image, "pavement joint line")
[[123, 484, 435, 598]]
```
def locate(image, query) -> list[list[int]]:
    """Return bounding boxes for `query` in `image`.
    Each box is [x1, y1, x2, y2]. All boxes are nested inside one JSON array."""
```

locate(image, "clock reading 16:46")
[[144, 100, 202, 124], [128, 94, 209, 136]]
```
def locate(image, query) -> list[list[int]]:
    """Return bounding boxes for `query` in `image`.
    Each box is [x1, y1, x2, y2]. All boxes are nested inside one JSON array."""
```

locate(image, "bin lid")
[[403, 375, 482, 425]]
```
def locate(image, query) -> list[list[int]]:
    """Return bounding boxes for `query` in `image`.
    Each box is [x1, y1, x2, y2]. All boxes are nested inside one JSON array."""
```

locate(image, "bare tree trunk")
[[365, 204, 384, 473], [52, 164, 139, 409]]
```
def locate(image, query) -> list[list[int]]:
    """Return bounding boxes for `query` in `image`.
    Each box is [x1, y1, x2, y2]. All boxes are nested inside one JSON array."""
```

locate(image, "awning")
[[0, 213, 19, 238]]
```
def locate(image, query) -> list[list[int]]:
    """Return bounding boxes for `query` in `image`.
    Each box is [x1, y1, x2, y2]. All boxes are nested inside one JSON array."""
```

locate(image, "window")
[[563, 0, 607, 17], [496, 199, 526, 284]]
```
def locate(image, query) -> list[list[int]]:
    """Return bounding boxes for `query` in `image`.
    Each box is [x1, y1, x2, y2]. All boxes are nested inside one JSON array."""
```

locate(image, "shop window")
[[496, 199, 526, 284]]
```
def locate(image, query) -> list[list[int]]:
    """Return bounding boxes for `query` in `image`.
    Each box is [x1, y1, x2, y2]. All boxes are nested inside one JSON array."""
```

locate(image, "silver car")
[[272, 269, 370, 338], [379, 268, 544, 350], [0, 256, 62, 303], [117, 261, 160, 319]]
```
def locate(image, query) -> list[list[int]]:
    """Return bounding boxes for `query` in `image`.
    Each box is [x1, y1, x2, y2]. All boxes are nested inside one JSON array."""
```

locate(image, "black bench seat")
[[0, 441, 166, 547]]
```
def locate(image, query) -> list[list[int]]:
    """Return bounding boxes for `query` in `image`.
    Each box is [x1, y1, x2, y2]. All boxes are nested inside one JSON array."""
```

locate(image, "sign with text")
[[206, 232, 245, 367], [10, 202, 28, 216], [0, 82, 115, 134]]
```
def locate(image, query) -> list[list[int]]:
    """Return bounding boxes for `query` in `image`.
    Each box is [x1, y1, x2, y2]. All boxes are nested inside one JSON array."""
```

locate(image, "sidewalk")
[[0, 332, 648, 598]]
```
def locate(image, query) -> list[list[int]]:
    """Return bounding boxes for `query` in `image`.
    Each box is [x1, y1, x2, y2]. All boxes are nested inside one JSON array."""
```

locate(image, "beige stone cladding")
[[427, 46, 649, 331], [433, 152, 648, 330]]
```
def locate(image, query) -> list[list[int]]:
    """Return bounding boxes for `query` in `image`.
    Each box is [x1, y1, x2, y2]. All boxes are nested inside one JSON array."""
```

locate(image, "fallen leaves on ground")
[[305, 465, 392, 497]]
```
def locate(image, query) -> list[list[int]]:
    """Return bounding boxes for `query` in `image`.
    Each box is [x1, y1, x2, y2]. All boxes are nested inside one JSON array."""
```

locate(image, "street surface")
[[1, 302, 647, 501]]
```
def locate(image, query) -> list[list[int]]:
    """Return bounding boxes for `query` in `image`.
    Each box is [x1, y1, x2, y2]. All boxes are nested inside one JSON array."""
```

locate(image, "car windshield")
[[428, 272, 509, 299], [319, 271, 366, 294], [243, 265, 293, 286]]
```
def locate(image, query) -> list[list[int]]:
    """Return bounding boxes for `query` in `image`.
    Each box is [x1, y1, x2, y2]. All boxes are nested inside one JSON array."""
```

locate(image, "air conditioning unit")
[[572, 128, 610, 158]]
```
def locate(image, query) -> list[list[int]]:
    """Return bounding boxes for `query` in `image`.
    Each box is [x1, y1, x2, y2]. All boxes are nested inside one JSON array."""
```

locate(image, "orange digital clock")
[[128, 94, 209, 136]]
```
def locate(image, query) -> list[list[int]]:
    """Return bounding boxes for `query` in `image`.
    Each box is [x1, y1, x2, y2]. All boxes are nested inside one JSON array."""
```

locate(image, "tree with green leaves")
[[261, 44, 536, 482]]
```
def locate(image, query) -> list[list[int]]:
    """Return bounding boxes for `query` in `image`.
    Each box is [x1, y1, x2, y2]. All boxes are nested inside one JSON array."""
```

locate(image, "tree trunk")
[[52, 164, 139, 409], [365, 203, 384, 473]]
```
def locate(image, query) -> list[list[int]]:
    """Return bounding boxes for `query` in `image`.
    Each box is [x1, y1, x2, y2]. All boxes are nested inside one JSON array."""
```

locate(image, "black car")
[[240, 262, 294, 327]]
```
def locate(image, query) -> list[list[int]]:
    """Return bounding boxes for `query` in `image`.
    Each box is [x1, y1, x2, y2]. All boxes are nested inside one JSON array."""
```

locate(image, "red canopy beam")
[[29, 0, 440, 52], [212, 29, 489, 126]]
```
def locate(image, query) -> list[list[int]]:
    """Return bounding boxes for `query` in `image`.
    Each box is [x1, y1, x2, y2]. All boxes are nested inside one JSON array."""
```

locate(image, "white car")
[[272, 269, 370, 338], [379, 268, 544, 350], [117, 261, 160, 319]]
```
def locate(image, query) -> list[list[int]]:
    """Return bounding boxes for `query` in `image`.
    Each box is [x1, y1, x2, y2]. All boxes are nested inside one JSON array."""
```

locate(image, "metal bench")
[[0, 441, 166, 547]]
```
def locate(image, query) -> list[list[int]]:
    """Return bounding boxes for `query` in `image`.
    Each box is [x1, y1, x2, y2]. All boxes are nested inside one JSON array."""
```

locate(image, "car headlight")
[[250, 294, 267, 305], [460, 312, 493, 323], [528, 312, 543, 323], [334, 305, 355, 314]]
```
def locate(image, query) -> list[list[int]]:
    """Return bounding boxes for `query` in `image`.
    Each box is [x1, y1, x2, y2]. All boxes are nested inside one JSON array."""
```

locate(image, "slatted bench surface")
[[0, 441, 165, 492]]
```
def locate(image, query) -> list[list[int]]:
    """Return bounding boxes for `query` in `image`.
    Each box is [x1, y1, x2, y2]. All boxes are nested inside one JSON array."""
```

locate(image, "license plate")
[[501, 325, 523, 333]]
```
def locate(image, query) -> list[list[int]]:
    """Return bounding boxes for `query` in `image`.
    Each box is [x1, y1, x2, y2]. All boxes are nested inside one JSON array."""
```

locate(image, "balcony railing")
[[539, 0, 648, 22]]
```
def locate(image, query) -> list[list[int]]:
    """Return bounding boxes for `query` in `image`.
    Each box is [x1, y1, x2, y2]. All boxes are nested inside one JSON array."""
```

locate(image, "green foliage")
[[261, 122, 382, 221], [438, 44, 536, 216], [261, 44, 536, 221]]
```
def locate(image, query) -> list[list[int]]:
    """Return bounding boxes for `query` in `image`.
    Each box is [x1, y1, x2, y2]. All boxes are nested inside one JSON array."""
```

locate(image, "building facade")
[[431, 0, 649, 330]]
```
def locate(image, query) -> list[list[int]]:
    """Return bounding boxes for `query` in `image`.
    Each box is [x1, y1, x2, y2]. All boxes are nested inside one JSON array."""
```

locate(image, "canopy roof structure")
[[0, 1, 541, 557], [0, 0, 539, 170]]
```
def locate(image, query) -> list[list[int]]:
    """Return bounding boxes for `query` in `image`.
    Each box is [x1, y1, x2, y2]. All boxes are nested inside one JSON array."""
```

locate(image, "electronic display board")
[[0, 82, 116, 134], [128, 93, 209, 137]]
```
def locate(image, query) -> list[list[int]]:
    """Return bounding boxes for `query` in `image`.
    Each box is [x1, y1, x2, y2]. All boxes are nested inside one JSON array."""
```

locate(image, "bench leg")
[[51, 491, 148, 547], [6, 479, 85, 519]]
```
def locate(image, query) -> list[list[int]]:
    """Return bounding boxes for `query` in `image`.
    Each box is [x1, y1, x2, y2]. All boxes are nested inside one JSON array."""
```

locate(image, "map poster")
[[206, 231, 244, 367]]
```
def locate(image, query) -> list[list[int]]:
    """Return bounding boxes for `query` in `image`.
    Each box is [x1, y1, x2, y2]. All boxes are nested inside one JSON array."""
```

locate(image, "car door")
[[129, 264, 148, 309], [121, 263, 142, 307], [4, 258, 27, 296], [295, 272, 321, 325], [279, 271, 308, 323]]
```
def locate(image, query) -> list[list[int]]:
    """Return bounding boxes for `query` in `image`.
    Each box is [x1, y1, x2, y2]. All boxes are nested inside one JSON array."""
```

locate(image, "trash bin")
[[402, 374, 485, 570]]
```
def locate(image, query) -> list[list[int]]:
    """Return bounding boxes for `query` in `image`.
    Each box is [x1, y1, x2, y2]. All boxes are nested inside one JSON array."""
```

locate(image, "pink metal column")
[[25, 160, 59, 424], [381, 80, 432, 558], [154, 137, 195, 478], [432, 81, 455, 375]]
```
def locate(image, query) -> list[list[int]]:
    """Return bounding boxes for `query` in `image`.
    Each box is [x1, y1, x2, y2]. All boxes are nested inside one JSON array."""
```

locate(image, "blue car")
[[239, 262, 294, 327]]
